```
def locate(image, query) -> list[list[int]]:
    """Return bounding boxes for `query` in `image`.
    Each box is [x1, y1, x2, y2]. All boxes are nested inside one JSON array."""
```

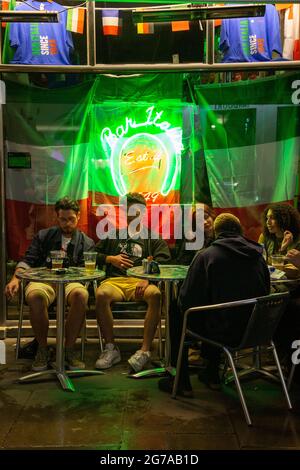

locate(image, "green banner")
[[194, 72, 300, 208]]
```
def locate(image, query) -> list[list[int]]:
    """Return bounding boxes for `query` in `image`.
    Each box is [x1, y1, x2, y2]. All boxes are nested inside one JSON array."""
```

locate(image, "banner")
[[194, 72, 300, 240], [4, 74, 188, 259], [4, 72, 300, 259]]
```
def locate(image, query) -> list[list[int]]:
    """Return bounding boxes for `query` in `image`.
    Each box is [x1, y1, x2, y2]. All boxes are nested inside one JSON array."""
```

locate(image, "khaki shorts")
[[25, 282, 87, 307], [100, 277, 145, 301]]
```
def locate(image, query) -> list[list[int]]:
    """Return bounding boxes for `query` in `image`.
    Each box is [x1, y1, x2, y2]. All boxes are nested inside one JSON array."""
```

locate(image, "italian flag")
[[1, 0, 10, 28], [66, 7, 85, 34], [137, 23, 154, 35]]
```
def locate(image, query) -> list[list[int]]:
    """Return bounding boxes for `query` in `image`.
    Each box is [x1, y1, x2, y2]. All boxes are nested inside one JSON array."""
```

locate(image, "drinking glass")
[[271, 254, 285, 270], [84, 252, 97, 272], [50, 250, 65, 270]]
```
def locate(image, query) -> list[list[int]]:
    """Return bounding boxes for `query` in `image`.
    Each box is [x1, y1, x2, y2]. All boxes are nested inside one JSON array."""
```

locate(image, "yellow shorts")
[[100, 277, 144, 301], [25, 282, 87, 307]]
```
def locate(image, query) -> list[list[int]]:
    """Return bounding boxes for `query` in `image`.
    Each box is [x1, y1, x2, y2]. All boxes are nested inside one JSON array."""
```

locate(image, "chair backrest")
[[237, 292, 289, 349]]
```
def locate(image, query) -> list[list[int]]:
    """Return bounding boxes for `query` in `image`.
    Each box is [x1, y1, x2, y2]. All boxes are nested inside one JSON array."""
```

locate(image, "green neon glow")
[[100, 106, 182, 196]]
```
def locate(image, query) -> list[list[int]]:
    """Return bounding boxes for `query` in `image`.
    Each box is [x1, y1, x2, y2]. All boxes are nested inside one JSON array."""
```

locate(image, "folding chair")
[[172, 292, 292, 426]]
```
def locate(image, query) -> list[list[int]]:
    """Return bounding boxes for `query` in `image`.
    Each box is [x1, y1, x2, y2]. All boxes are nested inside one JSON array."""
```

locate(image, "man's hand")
[[5, 278, 20, 300], [135, 280, 149, 299], [286, 249, 300, 269], [281, 230, 294, 252], [106, 254, 134, 270]]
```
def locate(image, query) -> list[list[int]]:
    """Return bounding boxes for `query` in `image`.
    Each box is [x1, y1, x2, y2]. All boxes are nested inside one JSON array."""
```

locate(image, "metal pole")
[[0, 79, 6, 326], [206, 19, 214, 64], [0, 61, 300, 73], [87, 2, 96, 66]]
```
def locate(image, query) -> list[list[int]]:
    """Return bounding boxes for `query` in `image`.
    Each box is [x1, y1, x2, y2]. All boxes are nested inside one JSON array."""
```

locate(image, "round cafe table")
[[16, 267, 106, 392], [127, 265, 188, 378]]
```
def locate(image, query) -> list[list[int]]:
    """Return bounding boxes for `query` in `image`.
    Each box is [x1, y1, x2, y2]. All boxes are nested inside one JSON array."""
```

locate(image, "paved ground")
[[1, 338, 300, 450]]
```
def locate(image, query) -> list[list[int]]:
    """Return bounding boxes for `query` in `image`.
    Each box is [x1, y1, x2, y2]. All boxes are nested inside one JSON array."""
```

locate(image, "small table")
[[16, 267, 106, 392], [127, 265, 188, 378]]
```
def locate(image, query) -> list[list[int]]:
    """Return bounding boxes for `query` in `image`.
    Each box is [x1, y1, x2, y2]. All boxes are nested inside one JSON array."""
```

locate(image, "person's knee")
[[144, 286, 161, 305], [96, 287, 113, 306], [27, 292, 48, 309], [69, 289, 88, 307]]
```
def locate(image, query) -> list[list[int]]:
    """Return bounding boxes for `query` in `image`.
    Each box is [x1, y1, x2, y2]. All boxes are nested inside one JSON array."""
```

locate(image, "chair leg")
[[224, 347, 252, 426], [97, 324, 104, 353], [287, 363, 296, 391], [158, 317, 163, 360], [93, 279, 104, 353], [81, 318, 86, 361], [271, 341, 292, 409], [172, 338, 186, 399], [16, 280, 25, 360]]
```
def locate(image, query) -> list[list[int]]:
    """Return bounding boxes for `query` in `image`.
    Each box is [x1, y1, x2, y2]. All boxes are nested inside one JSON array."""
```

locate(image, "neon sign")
[[100, 106, 182, 196]]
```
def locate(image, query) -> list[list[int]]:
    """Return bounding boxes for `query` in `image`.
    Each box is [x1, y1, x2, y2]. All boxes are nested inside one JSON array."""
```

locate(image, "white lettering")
[[95, 205, 116, 240], [291, 339, 300, 365], [249, 34, 257, 55], [291, 80, 300, 105]]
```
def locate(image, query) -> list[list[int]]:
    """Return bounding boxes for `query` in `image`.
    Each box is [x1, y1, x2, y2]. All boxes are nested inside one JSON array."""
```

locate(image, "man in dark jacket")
[[159, 213, 270, 395], [5, 196, 94, 372], [94, 193, 171, 373]]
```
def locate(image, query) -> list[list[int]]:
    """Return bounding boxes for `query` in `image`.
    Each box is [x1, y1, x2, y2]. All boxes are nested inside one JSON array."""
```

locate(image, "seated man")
[[5, 196, 94, 371], [94, 192, 171, 373], [159, 213, 270, 395]]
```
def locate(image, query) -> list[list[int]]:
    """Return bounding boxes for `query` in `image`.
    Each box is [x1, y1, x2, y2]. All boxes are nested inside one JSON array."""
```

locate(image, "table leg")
[[55, 283, 74, 391], [164, 280, 171, 367], [19, 282, 104, 391]]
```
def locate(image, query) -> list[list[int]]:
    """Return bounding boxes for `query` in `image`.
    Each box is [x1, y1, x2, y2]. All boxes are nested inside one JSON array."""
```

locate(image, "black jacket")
[[179, 233, 270, 344], [16, 226, 95, 269], [95, 231, 171, 277]]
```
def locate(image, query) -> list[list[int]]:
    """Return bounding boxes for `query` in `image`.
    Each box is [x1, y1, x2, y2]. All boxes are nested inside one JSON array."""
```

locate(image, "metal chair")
[[172, 292, 292, 426], [16, 279, 86, 361]]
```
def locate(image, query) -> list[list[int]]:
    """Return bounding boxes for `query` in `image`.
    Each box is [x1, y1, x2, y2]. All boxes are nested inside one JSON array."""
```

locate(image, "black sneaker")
[[198, 364, 221, 391], [32, 346, 49, 372], [18, 338, 38, 359], [65, 348, 85, 371], [158, 376, 194, 398]]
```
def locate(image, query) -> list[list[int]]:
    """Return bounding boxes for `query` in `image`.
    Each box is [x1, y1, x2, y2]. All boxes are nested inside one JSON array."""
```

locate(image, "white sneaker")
[[95, 344, 121, 370], [128, 350, 151, 372]]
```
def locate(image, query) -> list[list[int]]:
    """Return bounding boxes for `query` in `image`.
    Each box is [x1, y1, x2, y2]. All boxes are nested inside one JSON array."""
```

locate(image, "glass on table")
[[270, 254, 285, 270], [50, 250, 65, 270], [83, 252, 97, 272]]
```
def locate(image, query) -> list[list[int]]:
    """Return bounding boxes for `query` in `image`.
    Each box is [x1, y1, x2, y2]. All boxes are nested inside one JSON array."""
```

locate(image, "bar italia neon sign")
[[100, 106, 182, 196]]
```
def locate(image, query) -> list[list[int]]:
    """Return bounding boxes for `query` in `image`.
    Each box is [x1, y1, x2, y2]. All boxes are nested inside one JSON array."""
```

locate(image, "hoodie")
[[178, 233, 270, 344]]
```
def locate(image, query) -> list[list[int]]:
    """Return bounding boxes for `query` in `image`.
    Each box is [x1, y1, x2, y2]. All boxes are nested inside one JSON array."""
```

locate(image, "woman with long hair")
[[258, 203, 300, 263]]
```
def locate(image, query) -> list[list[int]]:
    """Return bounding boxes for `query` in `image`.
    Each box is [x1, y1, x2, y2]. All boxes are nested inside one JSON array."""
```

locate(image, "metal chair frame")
[[172, 292, 292, 426]]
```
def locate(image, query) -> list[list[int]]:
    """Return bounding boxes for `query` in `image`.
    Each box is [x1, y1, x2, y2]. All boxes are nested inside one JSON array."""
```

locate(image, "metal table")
[[16, 267, 106, 392], [127, 265, 188, 378]]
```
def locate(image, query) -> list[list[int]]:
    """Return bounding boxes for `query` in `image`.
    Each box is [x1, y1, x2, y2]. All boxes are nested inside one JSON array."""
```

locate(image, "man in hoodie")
[[159, 213, 270, 395]]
